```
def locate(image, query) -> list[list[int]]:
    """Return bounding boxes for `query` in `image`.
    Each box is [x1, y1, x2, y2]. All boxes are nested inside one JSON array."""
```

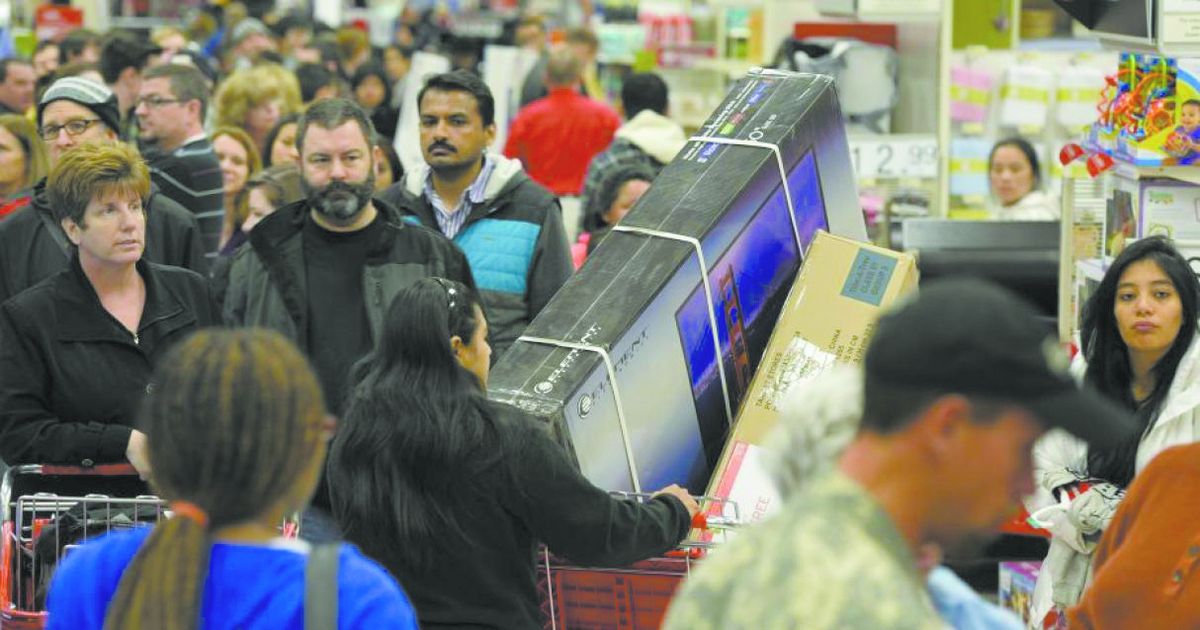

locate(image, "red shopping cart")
[[0, 464, 165, 629], [537, 493, 741, 630]]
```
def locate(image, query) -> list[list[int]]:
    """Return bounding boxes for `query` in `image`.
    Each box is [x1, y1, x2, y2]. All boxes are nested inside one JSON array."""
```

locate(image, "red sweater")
[[1067, 443, 1200, 629], [504, 87, 619, 196]]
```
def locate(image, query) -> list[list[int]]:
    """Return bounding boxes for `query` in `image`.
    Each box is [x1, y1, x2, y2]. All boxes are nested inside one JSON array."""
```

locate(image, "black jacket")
[[380, 155, 572, 360], [0, 178, 209, 305], [334, 402, 691, 629], [0, 256, 219, 466], [222, 197, 476, 352]]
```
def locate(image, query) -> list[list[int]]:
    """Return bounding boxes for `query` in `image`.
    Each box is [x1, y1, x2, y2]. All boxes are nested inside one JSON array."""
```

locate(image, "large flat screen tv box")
[[489, 69, 867, 493]]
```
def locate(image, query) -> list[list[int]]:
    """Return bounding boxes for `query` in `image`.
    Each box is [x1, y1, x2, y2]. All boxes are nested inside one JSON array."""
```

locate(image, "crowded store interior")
[[0, 0, 1196, 628]]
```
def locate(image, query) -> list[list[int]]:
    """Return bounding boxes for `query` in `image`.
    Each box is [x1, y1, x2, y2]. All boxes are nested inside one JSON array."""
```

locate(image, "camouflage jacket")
[[663, 471, 946, 629]]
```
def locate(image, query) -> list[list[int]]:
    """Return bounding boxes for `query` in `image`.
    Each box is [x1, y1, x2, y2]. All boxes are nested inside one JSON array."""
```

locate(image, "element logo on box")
[[534, 381, 553, 395], [577, 394, 594, 418], [841, 250, 898, 307]]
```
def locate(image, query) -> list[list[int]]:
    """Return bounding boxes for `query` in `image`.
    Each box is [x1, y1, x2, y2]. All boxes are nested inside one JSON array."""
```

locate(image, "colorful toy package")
[[1089, 54, 1200, 166]]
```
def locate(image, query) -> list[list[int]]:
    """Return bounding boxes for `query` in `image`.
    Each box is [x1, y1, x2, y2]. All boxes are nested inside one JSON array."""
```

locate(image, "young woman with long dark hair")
[[45, 329, 417, 629], [327, 277, 698, 628], [1030, 235, 1200, 623]]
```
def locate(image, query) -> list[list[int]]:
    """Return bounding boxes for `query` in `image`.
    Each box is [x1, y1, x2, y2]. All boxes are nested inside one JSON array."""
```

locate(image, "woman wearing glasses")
[[327, 277, 698, 628], [0, 142, 218, 479], [0, 77, 206, 305]]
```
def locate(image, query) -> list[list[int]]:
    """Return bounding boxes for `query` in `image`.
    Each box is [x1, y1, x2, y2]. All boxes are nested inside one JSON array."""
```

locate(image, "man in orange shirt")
[[503, 46, 619, 197]]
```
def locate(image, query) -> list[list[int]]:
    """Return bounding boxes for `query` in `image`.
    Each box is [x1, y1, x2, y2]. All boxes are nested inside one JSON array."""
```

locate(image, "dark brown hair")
[[103, 329, 327, 630]]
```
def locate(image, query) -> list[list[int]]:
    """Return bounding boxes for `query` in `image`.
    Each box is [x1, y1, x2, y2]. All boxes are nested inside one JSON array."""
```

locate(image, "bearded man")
[[224, 97, 476, 415], [223, 97, 477, 543]]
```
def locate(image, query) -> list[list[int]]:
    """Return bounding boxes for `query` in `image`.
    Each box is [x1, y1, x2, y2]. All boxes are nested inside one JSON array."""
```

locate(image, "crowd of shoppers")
[[0, 5, 1193, 629]]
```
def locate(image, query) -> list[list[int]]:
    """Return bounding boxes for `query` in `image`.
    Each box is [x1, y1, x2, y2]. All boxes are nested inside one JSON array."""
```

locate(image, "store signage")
[[1162, 0, 1200, 43], [848, 135, 938, 179]]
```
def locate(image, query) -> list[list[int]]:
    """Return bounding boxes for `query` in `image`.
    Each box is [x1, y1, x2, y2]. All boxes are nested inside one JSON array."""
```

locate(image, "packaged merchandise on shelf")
[[998, 65, 1054, 131], [1055, 65, 1108, 129], [950, 64, 993, 125], [488, 70, 866, 495], [949, 137, 993, 198], [999, 561, 1042, 625], [702, 232, 917, 529], [1088, 55, 1200, 166], [1093, 169, 1200, 247], [1132, 176, 1200, 242], [1108, 172, 1140, 253]]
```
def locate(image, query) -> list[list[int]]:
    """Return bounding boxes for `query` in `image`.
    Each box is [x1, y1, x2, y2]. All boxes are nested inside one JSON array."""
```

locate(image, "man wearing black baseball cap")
[[665, 278, 1136, 630]]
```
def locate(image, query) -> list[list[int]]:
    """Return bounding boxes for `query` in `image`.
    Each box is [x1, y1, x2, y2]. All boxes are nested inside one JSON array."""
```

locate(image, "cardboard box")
[[704, 232, 917, 527], [488, 69, 867, 494], [999, 561, 1042, 625]]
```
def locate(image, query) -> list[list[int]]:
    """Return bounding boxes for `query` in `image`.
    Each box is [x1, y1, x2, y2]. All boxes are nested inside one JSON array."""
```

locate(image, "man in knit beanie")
[[0, 77, 207, 304]]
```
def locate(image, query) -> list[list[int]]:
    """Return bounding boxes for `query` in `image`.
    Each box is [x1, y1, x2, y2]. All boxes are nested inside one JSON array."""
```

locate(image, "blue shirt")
[[46, 527, 418, 629], [928, 566, 1024, 630]]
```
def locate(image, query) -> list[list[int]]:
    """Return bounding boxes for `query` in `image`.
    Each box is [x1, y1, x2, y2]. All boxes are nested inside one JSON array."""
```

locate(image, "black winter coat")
[[332, 401, 691, 629], [0, 256, 219, 466], [0, 179, 209, 305]]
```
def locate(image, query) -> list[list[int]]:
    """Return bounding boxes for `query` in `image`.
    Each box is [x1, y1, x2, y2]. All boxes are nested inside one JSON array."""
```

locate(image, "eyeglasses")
[[39, 119, 102, 141], [136, 96, 183, 109]]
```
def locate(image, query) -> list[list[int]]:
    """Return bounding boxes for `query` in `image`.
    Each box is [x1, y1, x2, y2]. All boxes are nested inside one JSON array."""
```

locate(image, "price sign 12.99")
[[849, 135, 938, 180]]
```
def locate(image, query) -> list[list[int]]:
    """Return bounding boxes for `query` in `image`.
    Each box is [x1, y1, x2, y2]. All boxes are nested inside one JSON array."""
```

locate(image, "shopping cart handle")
[[38, 463, 138, 476], [691, 513, 739, 531]]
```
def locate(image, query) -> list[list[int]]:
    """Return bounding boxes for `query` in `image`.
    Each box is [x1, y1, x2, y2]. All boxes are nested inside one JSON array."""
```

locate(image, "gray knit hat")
[[37, 77, 122, 136], [231, 18, 271, 46]]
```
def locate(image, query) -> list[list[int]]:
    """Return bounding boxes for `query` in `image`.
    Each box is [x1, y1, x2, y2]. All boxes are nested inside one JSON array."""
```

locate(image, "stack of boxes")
[[490, 67, 916, 499]]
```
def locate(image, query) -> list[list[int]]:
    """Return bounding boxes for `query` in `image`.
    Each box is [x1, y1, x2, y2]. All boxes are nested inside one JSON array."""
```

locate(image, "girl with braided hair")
[[45, 329, 417, 629]]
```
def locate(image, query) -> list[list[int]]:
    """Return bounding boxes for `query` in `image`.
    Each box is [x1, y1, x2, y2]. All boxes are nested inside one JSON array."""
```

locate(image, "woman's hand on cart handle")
[[652, 484, 700, 518], [126, 430, 152, 481]]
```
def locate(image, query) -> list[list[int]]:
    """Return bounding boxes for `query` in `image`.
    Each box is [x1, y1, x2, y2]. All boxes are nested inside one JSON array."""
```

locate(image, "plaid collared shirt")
[[423, 157, 497, 240]]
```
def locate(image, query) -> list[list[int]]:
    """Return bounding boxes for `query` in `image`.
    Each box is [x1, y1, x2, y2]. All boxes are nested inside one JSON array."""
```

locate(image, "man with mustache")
[[224, 97, 477, 541], [381, 70, 571, 359]]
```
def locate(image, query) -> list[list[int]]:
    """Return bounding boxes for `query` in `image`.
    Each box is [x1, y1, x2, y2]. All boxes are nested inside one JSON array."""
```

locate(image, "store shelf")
[[1112, 163, 1200, 187], [1016, 37, 1104, 53], [814, 12, 941, 23], [814, 0, 940, 22], [689, 57, 761, 78], [1095, 35, 1200, 58]]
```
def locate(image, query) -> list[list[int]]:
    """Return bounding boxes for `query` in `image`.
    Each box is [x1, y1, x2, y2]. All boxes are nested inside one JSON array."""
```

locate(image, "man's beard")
[[303, 172, 375, 222]]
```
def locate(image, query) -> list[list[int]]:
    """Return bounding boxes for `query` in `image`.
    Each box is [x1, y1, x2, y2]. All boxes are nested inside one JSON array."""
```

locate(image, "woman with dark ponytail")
[[1029, 235, 1200, 623], [45, 329, 417, 629], [327, 277, 699, 628]]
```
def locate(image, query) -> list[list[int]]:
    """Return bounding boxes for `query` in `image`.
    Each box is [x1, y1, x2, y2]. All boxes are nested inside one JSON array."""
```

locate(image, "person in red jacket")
[[503, 45, 619, 196]]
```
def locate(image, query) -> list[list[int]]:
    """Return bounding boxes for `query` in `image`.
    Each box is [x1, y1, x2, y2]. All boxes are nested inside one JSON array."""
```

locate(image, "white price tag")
[[849, 135, 938, 180]]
